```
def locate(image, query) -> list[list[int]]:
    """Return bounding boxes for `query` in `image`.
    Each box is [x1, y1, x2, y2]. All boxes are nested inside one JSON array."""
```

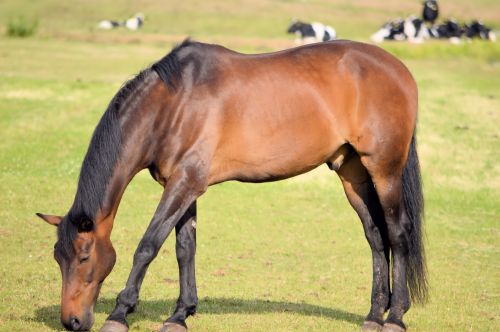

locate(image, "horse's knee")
[[134, 240, 157, 264], [363, 220, 386, 251]]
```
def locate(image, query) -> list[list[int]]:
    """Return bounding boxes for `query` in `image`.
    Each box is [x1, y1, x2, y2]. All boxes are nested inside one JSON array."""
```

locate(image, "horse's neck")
[[72, 70, 163, 228], [72, 111, 141, 225]]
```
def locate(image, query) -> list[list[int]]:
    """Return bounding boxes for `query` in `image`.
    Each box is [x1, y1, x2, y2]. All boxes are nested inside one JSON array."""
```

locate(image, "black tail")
[[402, 133, 428, 304]]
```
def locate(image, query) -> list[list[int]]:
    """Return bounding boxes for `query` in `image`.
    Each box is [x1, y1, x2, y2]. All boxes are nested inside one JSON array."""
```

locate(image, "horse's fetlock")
[[402, 299, 411, 313], [183, 303, 197, 317], [117, 288, 139, 310], [177, 295, 197, 308]]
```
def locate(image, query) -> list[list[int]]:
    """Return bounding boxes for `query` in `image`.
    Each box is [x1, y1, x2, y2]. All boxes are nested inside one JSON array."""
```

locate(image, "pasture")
[[0, 1, 499, 331]]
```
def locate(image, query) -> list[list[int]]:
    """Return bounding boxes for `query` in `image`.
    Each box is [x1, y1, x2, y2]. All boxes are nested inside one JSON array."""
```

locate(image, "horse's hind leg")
[[363, 158, 411, 332], [337, 153, 390, 331]]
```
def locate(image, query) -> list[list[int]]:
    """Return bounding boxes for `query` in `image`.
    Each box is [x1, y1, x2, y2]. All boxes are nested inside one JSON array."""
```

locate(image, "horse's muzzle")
[[62, 312, 94, 331]]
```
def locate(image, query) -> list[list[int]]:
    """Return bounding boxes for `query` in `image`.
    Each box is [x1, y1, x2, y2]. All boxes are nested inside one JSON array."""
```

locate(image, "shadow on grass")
[[35, 297, 364, 330]]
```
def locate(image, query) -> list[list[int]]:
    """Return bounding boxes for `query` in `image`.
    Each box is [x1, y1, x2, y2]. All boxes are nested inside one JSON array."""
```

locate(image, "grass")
[[0, 0, 499, 41], [5, 16, 37, 37], [0, 1, 499, 331]]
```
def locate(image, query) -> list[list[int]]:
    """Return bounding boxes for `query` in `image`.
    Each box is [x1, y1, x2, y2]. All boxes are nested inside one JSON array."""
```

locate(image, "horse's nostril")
[[70, 316, 81, 330]]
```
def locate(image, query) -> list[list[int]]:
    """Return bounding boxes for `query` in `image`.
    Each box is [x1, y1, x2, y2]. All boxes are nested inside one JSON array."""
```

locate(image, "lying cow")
[[370, 18, 405, 43], [98, 20, 122, 29], [464, 20, 496, 41], [428, 19, 464, 44], [428, 19, 462, 38], [124, 13, 144, 31], [97, 13, 144, 31], [287, 19, 336, 45], [371, 16, 428, 44]]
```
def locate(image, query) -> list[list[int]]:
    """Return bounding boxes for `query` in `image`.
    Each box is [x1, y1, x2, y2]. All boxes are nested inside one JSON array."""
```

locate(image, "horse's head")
[[37, 213, 116, 331]]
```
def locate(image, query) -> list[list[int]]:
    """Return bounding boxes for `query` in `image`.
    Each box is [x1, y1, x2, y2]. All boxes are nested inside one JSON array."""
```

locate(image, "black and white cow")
[[125, 13, 144, 31], [422, 0, 439, 25], [370, 18, 405, 43], [371, 16, 428, 44], [427, 19, 464, 43], [98, 13, 144, 31], [464, 20, 496, 41], [404, 16, 428, 43], [429, 19, 463, 38], [287, 20, 336, 45], [97, 20, 122, 30]]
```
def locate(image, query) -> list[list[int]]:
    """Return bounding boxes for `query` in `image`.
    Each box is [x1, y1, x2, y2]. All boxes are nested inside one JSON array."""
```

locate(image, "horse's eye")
[[79, 256, 90, 264]]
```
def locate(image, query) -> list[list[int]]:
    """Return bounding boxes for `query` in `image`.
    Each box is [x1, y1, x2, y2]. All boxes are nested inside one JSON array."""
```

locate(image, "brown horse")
[[37, 39, 426, 332]]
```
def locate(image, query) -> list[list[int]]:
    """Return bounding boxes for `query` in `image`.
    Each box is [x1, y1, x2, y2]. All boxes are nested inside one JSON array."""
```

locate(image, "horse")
[[37, 39, 426, 332]]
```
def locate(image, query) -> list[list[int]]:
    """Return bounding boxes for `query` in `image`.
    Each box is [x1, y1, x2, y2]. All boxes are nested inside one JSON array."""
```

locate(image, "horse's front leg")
[[99, 168, 206, 332], [162, 201, 198, 331]]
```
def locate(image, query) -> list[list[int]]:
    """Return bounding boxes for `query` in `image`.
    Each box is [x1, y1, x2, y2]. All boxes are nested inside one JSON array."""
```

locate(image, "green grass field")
[[0, 1, 499, 331]]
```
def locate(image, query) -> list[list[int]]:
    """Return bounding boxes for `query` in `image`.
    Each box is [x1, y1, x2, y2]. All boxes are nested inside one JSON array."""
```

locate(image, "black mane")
[[152, 39, 194, 89], [57, 69, 151, 259], [71, 70, 151, 220]]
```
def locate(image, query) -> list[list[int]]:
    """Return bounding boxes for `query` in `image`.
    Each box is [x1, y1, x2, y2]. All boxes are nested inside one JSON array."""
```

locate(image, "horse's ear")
[[36, 213, 62, 226]]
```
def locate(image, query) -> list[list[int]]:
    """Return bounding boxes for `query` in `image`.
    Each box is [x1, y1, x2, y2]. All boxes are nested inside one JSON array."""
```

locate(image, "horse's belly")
[[208, 106, 343, 184]]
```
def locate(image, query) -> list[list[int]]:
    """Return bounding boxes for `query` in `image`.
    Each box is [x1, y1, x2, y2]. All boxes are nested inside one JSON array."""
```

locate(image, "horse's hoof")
[[381, 323, 406, 332], [362, 320, 383, 331], [159, 322, 187, 332], [99, 320, 129, 332]]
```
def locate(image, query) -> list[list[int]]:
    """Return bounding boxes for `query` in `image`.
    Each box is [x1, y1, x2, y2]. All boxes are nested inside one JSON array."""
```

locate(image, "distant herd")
[[98, 2, 496, 45], [369, 1, 496, 44], [288, 1, 496, 45]]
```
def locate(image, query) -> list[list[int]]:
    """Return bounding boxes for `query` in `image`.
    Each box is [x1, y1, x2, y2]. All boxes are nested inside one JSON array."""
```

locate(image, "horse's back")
[[176, 41, 417, 184]]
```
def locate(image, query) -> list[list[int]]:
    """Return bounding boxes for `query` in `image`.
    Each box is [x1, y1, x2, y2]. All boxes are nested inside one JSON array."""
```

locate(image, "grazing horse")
[[37, 39, 426, 332]]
